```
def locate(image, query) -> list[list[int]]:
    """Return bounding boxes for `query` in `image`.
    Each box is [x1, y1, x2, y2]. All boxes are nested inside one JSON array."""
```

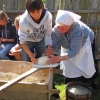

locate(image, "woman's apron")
[[60, 36, 96, 78]]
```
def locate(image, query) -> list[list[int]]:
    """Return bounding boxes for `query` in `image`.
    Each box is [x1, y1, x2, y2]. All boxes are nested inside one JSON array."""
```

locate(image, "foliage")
[[42, 0, 45, 3], [52, 73, 100, 100]]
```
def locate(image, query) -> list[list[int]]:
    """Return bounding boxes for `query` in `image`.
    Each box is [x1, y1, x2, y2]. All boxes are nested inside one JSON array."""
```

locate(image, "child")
[[0, 10, 17, 60], [18, 0, 53, 63]]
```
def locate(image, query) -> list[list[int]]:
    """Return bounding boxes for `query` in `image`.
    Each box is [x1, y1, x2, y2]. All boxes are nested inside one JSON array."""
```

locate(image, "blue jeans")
[[22, 38, 46, 61], [0, 43, 15, 60]]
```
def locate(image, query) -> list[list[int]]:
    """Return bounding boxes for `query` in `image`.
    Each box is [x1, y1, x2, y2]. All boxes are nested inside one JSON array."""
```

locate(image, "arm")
[[13, 44, 20, 50], [52, 26, 61, 52], [10, 44, 21, 54], [47, 34, 85, 64], [44, 12, 53, 56], [19, 21, 36, 63], [45, 12, 52, 46], [10, 25, 17, 43], [21, 43, 36, 63]]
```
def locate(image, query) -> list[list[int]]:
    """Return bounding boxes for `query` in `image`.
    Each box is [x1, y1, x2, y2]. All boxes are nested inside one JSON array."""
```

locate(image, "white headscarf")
[[56, 10, 81, 26]]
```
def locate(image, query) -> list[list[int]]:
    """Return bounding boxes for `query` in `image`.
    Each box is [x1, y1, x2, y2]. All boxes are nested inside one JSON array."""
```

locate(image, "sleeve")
[[52, 26, 61, 52], [0, 32, 1, 38], [18, 19, 29, 44], [45, 12, 52, 46], [10, 24, 17, 43], [67, 33, 85, 59]]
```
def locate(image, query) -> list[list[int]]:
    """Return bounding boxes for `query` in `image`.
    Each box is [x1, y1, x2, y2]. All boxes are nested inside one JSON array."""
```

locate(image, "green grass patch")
[[53, 73, 100, 100]]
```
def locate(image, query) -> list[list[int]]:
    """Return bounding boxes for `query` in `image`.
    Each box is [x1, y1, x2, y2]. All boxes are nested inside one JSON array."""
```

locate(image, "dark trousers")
[[91, 37, 99, 80], [64, 76, 87, 84]]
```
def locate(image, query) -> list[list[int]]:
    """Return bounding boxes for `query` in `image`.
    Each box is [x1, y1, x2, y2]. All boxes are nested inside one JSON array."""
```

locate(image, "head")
[[0, 10, 8, 26], [55, 10, 81, 34], [25, 0, 44, 21], [56, 22, 72, 33], [14, 15, 20, 30]]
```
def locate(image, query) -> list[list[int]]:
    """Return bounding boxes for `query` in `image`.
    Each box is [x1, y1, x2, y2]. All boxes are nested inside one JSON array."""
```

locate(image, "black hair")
[[25, 0, 44, 13]]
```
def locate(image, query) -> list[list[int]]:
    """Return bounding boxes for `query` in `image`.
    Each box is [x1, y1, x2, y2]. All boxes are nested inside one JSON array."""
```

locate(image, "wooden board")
[[0, 60, 59, 100]]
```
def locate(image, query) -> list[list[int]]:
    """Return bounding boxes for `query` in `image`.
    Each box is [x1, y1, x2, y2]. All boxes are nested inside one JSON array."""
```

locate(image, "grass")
[[51, 73, 100, 100]]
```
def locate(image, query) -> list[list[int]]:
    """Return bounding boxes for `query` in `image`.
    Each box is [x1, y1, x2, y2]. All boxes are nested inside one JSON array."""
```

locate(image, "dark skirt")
[[64, 76, 87, 84]]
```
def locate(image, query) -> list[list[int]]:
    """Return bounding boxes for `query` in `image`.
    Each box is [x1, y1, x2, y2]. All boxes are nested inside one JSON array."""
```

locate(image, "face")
[[30, 9, 42, 21], [57, 25, 71, 34], [0, 18, 7, 26]]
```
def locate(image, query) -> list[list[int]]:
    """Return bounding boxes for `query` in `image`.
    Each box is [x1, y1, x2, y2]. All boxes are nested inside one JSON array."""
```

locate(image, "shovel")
[[0, 63, 59, 92]]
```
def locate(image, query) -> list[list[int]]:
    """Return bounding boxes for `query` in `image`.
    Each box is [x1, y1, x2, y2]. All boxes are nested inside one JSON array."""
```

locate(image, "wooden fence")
[[0, 0, 100, 53]]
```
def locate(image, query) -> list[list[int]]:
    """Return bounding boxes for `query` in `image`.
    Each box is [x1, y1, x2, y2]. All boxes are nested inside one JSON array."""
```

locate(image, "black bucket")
[[66, 81, 92, 100]]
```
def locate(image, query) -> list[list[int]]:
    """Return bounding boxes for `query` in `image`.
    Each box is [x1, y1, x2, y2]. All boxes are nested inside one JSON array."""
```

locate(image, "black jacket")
[[0, 19, 17, 44]]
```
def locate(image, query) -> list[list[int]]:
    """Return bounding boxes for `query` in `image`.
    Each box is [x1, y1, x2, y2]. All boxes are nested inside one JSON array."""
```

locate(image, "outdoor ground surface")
[[51, 73, 100, 100]]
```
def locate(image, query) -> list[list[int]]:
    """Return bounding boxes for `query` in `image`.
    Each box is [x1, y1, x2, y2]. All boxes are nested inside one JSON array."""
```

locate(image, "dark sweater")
[[0, 19, 17, 44]]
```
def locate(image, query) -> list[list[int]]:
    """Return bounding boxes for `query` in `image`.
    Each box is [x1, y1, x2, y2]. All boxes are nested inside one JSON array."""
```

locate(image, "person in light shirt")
[[18, 0, 53, 63]]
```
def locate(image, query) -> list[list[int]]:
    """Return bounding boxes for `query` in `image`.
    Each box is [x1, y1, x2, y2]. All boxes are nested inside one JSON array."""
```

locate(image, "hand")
[[29, 53, 37, 63], [44, 45, 54, 56], [1, 38, 6, 42], [47, 55, 60, 64], [9, 47, 17, 55]]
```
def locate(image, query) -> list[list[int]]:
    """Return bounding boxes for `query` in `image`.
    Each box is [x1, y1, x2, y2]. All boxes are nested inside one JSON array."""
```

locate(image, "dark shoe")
[[51, 93, 60, 100], [52, 82, 60, 99], [92, 83, 99, 88]]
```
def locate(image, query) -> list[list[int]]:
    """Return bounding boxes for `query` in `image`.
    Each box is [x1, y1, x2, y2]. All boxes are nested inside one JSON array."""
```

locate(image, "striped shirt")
[[52, 21, 94, 59]]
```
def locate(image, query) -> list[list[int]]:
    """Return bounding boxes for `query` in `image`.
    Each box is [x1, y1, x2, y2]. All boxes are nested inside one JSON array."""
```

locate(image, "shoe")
[[51, 93, 60, 99], [92, 79, 99, 88], [92, 83, 99, 88]]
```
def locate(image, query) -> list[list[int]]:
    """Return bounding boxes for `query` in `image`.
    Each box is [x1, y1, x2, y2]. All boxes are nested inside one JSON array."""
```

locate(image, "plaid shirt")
[[52, 21, 94, 59]]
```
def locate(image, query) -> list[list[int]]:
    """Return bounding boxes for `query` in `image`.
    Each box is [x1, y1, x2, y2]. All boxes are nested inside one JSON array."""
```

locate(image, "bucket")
[[66, 81, 92, 100]]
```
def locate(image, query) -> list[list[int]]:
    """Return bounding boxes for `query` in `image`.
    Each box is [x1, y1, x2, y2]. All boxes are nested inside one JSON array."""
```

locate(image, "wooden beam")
[[4, 10, 100, 14], [87, 23, 100, 28]]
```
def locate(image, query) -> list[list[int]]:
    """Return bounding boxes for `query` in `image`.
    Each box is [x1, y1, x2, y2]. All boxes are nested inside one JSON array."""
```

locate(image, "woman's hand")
[[45, 45, 54, 56], [47, 55, 60, 64]]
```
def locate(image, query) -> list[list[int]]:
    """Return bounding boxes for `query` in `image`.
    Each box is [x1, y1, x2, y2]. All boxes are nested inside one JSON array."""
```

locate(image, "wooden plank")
[[0, 68, 40, 92], [53, 0, 60, 25], [53, 69, 63, 74], [64, 0, 73, 10], [46, 0, 60, 26], [87, 23, 100, 28], [0, 92, 47, 100], [0, 0, 3, 10], [88, 0, 98, 24], [13, 0, 18, 10], [79, 0, 90, 24], [4, 0, 13, 10], [46, 0, 55, 10], [18, 0, 25, 10], [3, 9, 100, 14], [73, 0, 80, 10], [95, 0, 100, 52], [60, 0, 65, 9]]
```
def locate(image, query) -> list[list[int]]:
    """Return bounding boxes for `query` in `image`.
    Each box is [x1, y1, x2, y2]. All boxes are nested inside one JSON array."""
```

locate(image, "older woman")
[[47, 10, 98, 85]]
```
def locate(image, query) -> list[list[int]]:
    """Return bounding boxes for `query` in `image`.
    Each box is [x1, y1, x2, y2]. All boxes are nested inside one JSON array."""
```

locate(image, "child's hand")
[[29, 53, 37, 63], [44, 45, 54, 56]]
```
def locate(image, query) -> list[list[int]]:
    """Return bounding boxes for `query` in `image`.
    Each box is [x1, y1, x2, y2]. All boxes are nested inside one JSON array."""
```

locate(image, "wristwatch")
[[59, 56, 62, 61]]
